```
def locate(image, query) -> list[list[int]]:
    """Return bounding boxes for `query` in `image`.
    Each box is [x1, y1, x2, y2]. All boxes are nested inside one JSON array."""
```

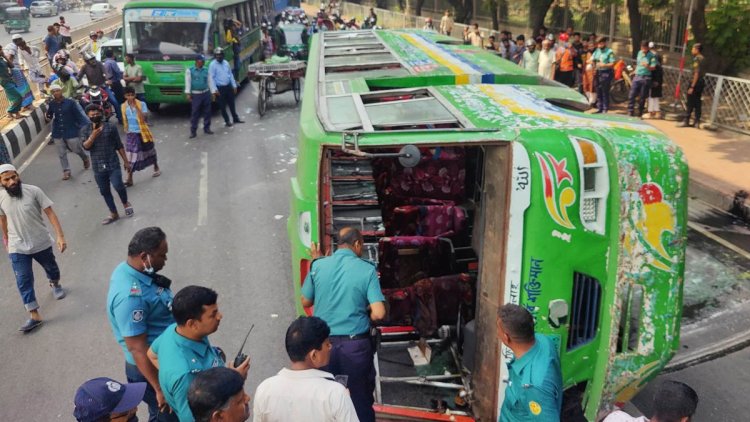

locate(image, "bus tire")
[[293, 78, 300, 104], [258, 79, 267, 117], [147, 102, 160, 112]]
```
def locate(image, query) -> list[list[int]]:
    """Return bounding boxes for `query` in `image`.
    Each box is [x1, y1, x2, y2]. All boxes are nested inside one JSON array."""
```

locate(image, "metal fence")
[[0, 14, 122, 124], [314, 0, 750, 135]]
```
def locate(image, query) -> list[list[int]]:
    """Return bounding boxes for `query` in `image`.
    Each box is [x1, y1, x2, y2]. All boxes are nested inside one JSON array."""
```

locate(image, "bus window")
[[124, 9, 212, 59]]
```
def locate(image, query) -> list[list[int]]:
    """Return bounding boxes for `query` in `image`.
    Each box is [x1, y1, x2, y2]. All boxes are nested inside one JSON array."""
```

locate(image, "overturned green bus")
[[288, 30, 689, 421]]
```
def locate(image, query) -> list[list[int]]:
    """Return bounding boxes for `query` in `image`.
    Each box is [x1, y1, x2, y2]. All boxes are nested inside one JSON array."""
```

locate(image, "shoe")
[[676, 121, 690, 127], [225, 122, 233, 127], [124, 206, 134, 217], [19, 318, 43, 332], [62, 170, 71, 181], [593, 110, 603, 114], [233, 119, 245, 124], [189, 132, 197, 139], [50, 282, 66, 300], [102, 215, 120, 225], [204, 129, 214, 135]]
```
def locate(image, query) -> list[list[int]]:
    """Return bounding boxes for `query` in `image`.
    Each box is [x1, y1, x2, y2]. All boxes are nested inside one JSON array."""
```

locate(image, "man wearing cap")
[[521, 38, 540, 74], [74, 377, 147, 422], [185, 55, 214, 139], [79, 31, 100, 56], [0, 164, 67, 333], [45, 83, 90, 180], [627, 40, 658, 118], [678, 43, 706, 128], [148, 286, 250, 422], [208, 48, 244, 128]]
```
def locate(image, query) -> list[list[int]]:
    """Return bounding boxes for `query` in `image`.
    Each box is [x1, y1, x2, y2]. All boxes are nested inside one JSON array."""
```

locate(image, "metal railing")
[[314, 1, 750, 136], [0, 14, 122, 123]]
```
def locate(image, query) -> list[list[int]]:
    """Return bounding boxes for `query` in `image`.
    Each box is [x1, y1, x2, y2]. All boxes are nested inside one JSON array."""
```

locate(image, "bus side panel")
[[586, 130, 689, 420], [473, 144, 512, 421]]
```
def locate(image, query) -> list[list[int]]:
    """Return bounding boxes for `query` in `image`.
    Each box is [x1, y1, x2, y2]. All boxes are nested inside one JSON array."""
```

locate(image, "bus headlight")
[[298, 211, 312, 248]]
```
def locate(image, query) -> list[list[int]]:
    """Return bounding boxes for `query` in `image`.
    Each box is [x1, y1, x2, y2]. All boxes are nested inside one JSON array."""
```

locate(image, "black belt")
[[330, 332, 370, 340]]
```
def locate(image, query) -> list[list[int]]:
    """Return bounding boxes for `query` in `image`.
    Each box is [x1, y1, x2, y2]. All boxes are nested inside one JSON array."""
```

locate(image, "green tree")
[[529, 0, 555, 35], [692, 0, 750, 75]]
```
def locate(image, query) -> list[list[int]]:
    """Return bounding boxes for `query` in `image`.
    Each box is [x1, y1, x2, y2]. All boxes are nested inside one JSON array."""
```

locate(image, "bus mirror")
[[397, 145, 421, 168], [548, 299, 568, 329]]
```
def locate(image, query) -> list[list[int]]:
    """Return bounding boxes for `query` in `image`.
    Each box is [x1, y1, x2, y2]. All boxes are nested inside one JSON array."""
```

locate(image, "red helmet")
[[559, 33, 569, 42]]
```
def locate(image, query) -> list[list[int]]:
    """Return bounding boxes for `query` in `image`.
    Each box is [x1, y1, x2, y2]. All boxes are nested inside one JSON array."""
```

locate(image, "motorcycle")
[[81, 85, 114, 122], [610, 61, 634, 103]]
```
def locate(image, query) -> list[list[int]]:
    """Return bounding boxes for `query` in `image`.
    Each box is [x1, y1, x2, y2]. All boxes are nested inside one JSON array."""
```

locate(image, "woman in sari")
[[0, 54, 23, 119], [121, 86, 160, 187]]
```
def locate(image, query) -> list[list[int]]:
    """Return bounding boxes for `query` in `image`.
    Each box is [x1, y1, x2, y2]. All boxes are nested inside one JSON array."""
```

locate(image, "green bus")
[[122, 0, 273, 109], [288, 30, 689, 421]]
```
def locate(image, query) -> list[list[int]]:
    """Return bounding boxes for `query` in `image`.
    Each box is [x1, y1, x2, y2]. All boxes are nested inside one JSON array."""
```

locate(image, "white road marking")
[[17, 134, 51, 174], [198, 152, 208, 226], [687, 221, 750, 261]]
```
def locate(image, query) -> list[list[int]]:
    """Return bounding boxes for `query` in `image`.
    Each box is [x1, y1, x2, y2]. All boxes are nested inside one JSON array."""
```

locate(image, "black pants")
[[125, 362, 179, 422], [323, 337, 376, 422], [685, 78, 705, 125], [217, 85, 240, 124]]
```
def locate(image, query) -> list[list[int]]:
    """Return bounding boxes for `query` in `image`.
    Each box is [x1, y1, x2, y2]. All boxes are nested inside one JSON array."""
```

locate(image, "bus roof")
[[319, 29, 555, 92], [123, 0, 246, 10]]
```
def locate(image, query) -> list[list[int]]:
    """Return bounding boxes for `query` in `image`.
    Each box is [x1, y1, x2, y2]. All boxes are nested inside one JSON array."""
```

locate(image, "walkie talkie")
[[233, 324, 254, 368]]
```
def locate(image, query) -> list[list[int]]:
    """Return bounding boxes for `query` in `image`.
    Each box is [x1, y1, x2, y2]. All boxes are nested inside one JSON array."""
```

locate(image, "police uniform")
[[685, 53, 706, 126], [301, 248, 385, 422], [184, 61, 213, 137], [628, 49, 658, 116], [150, 323, 225, 422], [107, 261, 176, 422], [592, 46, 615, 113], [500, 334, 563, 422]]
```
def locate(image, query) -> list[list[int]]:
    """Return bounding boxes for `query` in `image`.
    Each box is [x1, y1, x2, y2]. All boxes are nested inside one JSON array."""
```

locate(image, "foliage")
[[703, 0, 750, 74]]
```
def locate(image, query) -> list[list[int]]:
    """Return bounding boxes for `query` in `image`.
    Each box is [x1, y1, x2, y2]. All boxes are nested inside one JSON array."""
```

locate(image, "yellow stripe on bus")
[[402, 33, 472, 84]]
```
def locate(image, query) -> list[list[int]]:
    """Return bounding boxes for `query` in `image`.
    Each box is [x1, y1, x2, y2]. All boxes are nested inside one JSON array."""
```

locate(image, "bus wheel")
[[258, 79, 267, 117], [147, 102, 160, 112], [293, 78, 301, 104]]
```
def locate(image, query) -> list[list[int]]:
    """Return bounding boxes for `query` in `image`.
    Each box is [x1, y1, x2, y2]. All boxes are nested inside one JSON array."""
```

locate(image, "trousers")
[[323, 337, 376, 422], [125, 362, 179, 422], [685, 78, 705, 125], [53, 137, 88, 172], [596, 69, 613, 112], [628, 75, 651, 116], [9, 247, 60, 312], [94, 166, 128, 213], [216, 85, 240, 124], [190, 92, 212, 133]]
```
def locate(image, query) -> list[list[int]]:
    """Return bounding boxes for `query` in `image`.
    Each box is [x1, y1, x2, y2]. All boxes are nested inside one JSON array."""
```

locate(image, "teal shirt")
[[635, 50, 657, 77], [301, 248, 385, 336], [592, 47, 615, 65], [151, 323, 225, 422], [107, 262, 175, 364], [190, 66, 209, 92], [500, 334, 562, 422]]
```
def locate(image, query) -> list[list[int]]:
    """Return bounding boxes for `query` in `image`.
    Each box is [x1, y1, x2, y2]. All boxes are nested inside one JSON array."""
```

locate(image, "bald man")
[[301, 227, 385, 422]]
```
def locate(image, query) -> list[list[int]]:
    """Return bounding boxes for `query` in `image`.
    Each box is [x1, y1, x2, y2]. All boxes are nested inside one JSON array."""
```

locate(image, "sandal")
[[124, 206, 134, 217], [124, 181, 133, 187], [62, 171, 71, 180], [152, 170, 161, 178], [102, 215, 120, 225]]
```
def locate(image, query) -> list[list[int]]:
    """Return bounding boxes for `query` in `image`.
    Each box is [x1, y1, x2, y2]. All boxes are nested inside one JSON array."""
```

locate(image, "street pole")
[[672, 0, 695, 108]]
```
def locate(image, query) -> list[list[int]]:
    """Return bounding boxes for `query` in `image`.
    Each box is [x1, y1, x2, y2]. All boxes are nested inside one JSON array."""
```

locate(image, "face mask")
[[143, 255, 155, 274], [90, 115, 103, 124]]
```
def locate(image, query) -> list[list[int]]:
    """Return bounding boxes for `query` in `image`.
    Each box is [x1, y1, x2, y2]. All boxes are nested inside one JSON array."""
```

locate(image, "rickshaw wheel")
[[293, 78, 300, 104], [258, 78, 267, 117]]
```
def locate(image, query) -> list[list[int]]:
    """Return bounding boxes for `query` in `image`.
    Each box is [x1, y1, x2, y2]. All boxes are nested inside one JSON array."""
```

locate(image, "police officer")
[[185, 54, 214, 139], [592, 37, 615, 114], [301, 227, 386, 422], [147, 286, 250, 422], [106, 227, 178, 422], [497, 304, 562, 421], [678, 43, 706, 128], [627, 40, 657, 118]]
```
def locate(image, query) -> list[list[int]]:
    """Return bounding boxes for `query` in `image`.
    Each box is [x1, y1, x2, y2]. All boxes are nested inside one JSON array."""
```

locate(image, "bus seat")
[[377, 236, 454, 289], [389, 204, 467, 237]]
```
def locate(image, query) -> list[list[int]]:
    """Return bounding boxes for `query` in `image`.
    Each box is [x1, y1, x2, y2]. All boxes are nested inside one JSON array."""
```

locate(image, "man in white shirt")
[[253, 316, 359, 422], [602, 380, 698, 422], [538, 39, 556, 80]]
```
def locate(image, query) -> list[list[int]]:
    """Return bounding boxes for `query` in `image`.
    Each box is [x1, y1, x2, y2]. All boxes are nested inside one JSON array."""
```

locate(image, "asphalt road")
[[0, 77, 749, 420], [0, 0, 127, 47], [0, 82, 301, 420]]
